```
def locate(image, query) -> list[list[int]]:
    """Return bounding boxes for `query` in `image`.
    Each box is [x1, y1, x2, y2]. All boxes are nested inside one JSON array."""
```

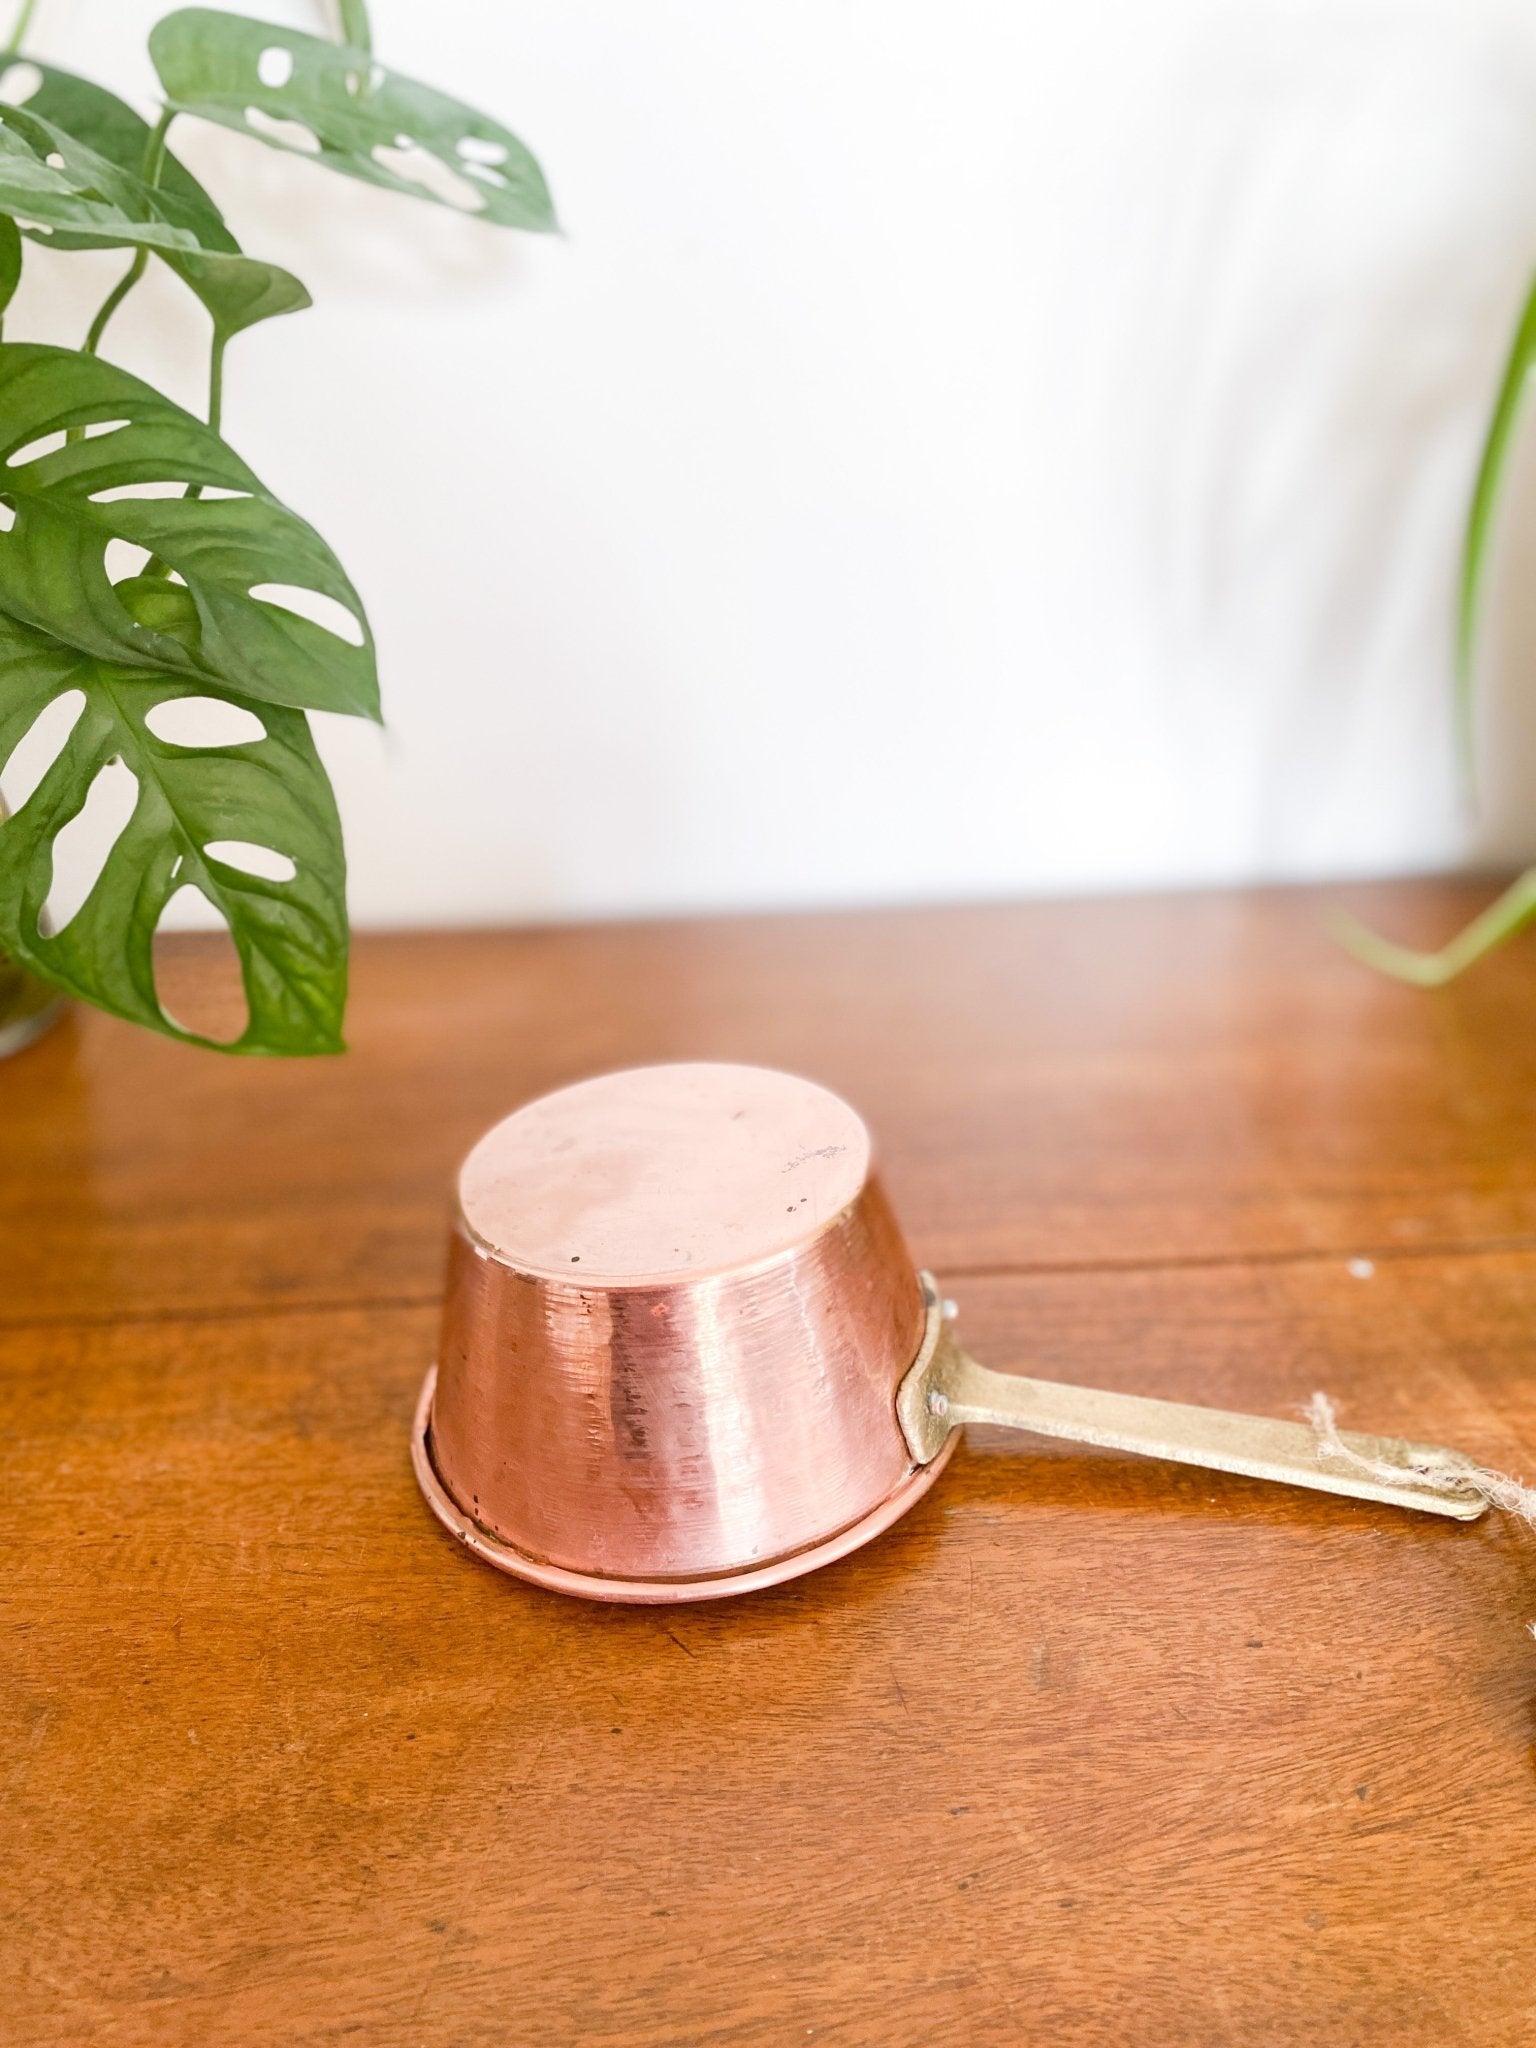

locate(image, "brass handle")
[[898, 1279, 1487, 1523]]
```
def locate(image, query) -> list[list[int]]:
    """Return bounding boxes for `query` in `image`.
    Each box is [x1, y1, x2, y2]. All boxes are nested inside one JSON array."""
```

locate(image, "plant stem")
[[1330, 869, 1536, 986], [83, 251, 145, 355], [79, 108, 174, 357], [4, 0, 38, 57], [147, 262, 228, 559], [206, 330, 226, 435], [140, 104, 173, 183], [166, 327, 228, 536], [335, 0, 371, 53]]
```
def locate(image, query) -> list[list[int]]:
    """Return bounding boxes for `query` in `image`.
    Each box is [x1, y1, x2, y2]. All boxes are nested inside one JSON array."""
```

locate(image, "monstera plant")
[[0, 0, 552, 1051]]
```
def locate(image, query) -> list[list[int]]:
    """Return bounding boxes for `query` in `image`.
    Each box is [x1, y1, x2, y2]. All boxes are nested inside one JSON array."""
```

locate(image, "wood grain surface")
[[4, 879, 1535, 2045]]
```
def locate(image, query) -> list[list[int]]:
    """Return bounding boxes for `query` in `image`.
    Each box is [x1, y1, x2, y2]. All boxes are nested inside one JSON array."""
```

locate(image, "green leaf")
[[0, 608, 347, 1052], [15, 65, 310, 339], [150, 9, 556, 230], [0, 102, 201, 254], [0, 342, 377, 719], [1458, 272, 1536, 763], [168, 245, 311, 340], [22, 62, 233, 246], [0, 212, 19, 317]]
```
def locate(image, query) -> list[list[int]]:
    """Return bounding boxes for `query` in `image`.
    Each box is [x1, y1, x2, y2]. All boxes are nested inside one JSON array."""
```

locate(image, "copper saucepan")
[[411, 1062, 1485, 1604]]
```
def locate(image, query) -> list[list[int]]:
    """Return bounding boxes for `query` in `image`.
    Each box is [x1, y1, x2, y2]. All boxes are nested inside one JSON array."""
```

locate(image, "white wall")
[[14, 0, 1536, 926]]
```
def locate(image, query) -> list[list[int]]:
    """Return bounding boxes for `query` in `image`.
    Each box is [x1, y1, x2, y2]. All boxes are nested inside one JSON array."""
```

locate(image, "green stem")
[[206, 329, 226, 436], [138, 103, 174, 183], [142, 298, 227, 573], [1330, 870, 1536, 987], [83, 250, 146, 356], [4, 0, 38, 56], [79, 107, 174, 357], [1455, 274, 1536, 788], [335, 0, 371, 53], [85, 102, 184, 582]]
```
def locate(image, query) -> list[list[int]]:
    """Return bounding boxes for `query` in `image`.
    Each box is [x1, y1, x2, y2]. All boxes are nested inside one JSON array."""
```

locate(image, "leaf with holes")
[[150, 9, 556, 229], [19, 61, 233, 247], [0, 607, 347, 1051], [14, 64, 310, 339], [0, 102, 200, 256], [0, 342, 377, 718]]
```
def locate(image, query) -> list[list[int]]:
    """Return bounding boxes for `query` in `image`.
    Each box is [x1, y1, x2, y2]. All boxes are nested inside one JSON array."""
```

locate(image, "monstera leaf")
[[14, 65, 309, 340], [150, 9, 555, 230], [0, 344, 376, 718], [20, 62, 231, 247], [0, 102, 199, 255], [167, 246, 310, 339], [0, 605, 346, 1051]]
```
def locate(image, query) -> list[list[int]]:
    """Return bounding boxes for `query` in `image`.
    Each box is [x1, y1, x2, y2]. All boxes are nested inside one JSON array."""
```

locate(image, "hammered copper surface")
[[427, 1063, 927, 1585]]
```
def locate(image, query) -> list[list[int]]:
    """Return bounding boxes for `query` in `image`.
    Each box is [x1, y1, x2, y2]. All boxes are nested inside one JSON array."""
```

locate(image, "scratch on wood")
[[890, 1665, 913, 1723]]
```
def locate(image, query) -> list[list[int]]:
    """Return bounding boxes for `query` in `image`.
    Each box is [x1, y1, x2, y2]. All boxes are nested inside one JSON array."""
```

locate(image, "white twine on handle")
[[1305, 1392, 1536, 1531], [1307, 1395, 1536, 1643]]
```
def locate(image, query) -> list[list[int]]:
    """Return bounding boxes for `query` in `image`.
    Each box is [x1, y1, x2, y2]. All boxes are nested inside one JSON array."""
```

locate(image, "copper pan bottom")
[[410, 1367, 957, 1605]]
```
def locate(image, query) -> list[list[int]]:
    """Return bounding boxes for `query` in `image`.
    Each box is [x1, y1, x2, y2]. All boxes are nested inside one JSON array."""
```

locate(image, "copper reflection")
[[418, 1063, 941, 1599]]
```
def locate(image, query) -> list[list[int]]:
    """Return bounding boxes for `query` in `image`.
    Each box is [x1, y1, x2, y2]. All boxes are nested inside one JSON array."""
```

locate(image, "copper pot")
[[412, 1063, 1485, 1604]]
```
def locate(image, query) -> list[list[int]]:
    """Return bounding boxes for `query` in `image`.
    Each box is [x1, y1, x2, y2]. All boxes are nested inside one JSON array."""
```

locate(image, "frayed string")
[[1308, 1393, 1536, 1644], [1305, 1392, 1536, 1529]]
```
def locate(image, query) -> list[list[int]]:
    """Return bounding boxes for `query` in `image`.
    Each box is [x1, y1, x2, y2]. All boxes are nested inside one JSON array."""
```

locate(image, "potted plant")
[[0, 0, 553, 1053]]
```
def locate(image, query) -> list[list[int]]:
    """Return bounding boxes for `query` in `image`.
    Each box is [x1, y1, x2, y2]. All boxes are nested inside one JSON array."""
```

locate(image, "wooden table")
[[5, 879, 1535, 2046]]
